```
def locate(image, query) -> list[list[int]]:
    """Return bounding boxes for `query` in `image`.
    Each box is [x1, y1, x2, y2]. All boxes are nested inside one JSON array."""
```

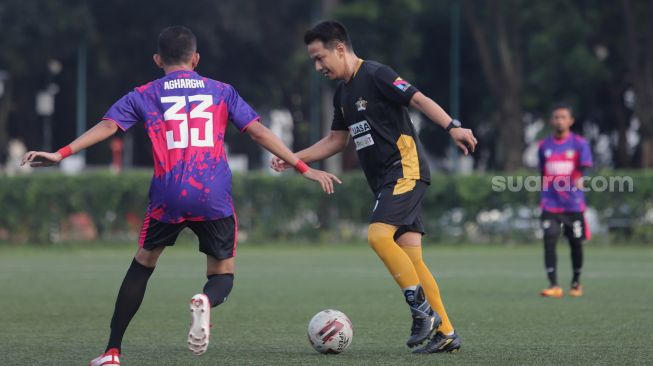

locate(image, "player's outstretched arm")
[[22, 119, 119, 167], [245, 121, 342, 194], [409, 92, 478, 155], [270, 130, 349, 172]]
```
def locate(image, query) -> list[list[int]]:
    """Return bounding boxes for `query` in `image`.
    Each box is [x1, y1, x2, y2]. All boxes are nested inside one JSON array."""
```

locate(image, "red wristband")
[[57, 145, 73, 159], [294, 160, 309, 174]]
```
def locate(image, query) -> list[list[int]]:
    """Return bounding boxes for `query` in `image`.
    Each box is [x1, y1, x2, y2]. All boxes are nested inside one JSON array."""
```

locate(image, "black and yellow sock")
[[401, 246, 455, 335], [367, 223, 420, 289]]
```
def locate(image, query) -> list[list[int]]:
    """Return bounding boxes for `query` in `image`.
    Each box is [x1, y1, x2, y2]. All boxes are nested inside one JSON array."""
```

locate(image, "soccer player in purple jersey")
[[22, 26, 340, 365], [538, 103, 593, 298]]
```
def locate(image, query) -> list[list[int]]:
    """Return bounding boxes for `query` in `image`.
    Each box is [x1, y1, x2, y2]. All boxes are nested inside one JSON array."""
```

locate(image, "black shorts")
[[370, 179, 427, 239], [541, 211, 590, 241], [138, 215, 237, 259]]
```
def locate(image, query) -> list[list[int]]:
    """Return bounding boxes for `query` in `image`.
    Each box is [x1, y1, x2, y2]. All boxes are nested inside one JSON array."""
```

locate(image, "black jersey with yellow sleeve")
[[332, 60, 431, 194]]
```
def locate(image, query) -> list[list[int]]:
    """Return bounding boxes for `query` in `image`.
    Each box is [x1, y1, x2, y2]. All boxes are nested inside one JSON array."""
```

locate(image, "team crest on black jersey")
[[355, 97, 368, 112]]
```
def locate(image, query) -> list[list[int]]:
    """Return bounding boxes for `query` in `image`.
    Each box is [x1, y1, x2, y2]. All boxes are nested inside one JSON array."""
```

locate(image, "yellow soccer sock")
[[368, 223, 420, 289], [401, 246, 455, 334]]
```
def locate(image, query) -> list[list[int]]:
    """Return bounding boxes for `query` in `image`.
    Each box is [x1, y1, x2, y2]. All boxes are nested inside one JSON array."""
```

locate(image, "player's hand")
[[450, 128, 478, 155], [270, 156, 292, 172], [302, 168, 342, 194], [21, 151, 63, 167]]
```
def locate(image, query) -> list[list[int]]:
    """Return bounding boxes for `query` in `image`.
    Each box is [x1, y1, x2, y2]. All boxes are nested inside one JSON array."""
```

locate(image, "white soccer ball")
[[307, 309, 353, 354]]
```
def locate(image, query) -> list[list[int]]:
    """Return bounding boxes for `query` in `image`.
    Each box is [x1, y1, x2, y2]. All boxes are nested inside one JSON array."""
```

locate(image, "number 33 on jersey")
[[161, 94, 214, 149], [101, 70, 259, 223]]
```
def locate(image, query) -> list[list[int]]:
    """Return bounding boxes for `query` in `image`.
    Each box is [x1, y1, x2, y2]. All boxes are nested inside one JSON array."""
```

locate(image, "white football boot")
[[188, 293, 211, 355]]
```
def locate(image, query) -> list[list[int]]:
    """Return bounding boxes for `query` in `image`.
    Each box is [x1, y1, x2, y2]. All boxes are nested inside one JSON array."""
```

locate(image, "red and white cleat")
[[188, 293, 211, 355], [89, 348, 120, 366]]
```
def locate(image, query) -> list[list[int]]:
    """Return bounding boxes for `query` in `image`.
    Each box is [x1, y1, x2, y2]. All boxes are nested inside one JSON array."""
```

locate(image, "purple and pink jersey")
[[103, 70, 259, 223], [538, 132, 593, 213]]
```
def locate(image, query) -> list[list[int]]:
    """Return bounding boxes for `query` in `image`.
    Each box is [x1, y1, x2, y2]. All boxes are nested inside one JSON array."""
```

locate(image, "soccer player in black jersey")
[[272, 20, 477, 354]]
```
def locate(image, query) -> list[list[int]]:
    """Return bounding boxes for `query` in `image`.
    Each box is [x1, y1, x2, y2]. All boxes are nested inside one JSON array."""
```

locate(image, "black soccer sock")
[[569, 237, 583, 286], [203, 273, 234, 308], [106, 258, 154, 352], [544, 232, 559, 287]]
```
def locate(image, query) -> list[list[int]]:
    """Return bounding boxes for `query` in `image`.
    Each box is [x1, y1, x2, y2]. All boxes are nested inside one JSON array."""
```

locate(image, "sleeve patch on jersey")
[[349, 120, 371, 137], [393, 77, 411, 92], [354, 133, 375, 150]]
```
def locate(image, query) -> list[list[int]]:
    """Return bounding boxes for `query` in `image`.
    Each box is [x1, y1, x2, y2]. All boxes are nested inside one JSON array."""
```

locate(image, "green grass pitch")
[[1, 243, 651, 365]]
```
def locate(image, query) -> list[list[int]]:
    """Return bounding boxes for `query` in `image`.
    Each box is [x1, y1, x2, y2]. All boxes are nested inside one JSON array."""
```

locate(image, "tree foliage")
[[1, 0, 651, 170]]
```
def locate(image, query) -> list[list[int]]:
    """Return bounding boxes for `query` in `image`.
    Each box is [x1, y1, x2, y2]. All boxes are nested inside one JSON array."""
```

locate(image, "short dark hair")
[[551, 102, 574, 117], [304, 20, 352, 49], [157, 26, 197, 65]]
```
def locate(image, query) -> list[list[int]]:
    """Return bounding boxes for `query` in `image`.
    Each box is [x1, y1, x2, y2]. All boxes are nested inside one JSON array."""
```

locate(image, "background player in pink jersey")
[[22, 26, 340, 365], [537, 103, 593, 298]]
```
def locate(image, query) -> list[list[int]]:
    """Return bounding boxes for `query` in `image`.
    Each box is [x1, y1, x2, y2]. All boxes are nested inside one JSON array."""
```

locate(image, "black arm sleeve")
[[371, 65, 419, 106]]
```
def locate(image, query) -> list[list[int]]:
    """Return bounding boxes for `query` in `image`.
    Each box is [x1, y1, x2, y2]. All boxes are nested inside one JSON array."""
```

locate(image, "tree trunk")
[[622, 0, 653, 167], [634, 98, 653, 166], [0, 80, 12, 165], [499, 97, 524, 170], [609, 84, 630, 167], [641, 136, 653, 167], [462, 0, 524, 171]]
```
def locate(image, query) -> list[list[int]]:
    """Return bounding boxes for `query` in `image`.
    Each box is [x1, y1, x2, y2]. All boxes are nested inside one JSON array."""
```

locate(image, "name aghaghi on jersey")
[[104, 70, 259, 223]]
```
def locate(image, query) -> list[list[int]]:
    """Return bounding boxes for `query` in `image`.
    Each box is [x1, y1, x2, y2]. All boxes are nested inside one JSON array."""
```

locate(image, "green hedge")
[[1, 170, 651, 244]]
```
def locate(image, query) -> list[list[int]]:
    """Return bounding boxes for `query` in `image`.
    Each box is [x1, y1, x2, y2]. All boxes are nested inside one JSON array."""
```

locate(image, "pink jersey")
[[538, 133, 593, 213], [104, 70, 259, 223]]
